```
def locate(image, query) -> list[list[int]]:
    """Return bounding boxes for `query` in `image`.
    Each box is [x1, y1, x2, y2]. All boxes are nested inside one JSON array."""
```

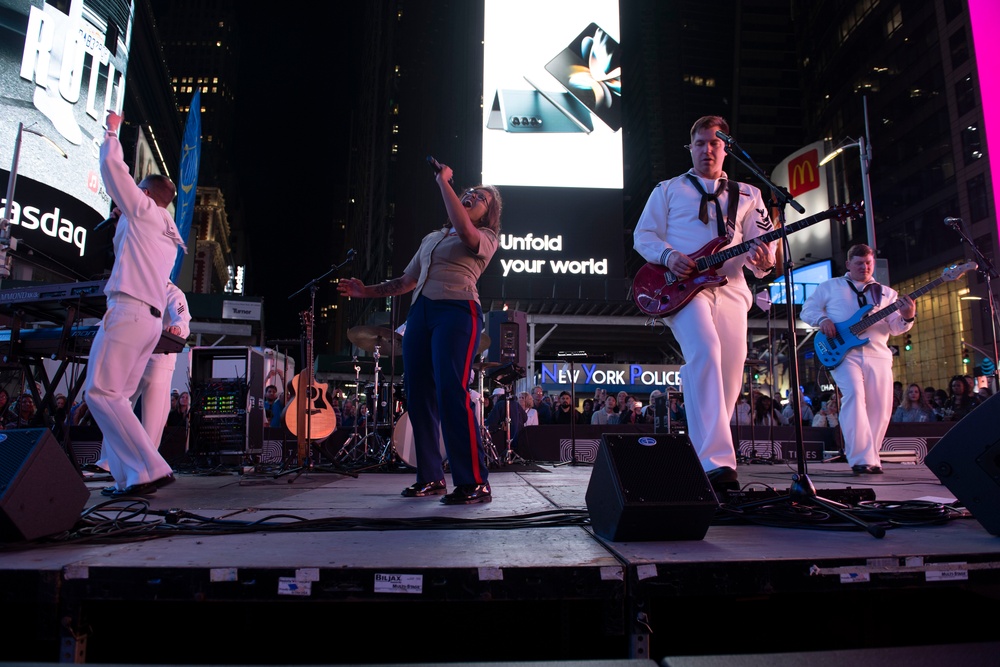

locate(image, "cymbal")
[[478, 332, 491, 354], [347, 325, 403, 354], [472, 361, 502, 372]]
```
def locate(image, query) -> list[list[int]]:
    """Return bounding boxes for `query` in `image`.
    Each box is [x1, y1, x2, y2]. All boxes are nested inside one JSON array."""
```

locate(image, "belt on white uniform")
[[108, 292, 162, 318]]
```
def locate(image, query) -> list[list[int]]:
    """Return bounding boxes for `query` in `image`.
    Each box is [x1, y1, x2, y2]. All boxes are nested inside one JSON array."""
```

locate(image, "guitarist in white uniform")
[[800, 244, 914, 474], [634, 115, 776, 492]]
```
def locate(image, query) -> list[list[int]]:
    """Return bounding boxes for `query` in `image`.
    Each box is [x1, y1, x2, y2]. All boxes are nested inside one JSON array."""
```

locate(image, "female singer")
[[338, 164, 502, 504]]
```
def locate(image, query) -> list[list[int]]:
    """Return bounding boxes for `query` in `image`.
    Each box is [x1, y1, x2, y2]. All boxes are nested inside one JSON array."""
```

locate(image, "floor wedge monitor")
[[0, 428, 89, 542], [925, 391, 1000, 535], [586, 432, 718, 541]]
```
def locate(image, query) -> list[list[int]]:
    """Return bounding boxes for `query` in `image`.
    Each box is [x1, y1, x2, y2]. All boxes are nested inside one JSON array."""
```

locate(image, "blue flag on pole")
[[172, 89, 201, 283]]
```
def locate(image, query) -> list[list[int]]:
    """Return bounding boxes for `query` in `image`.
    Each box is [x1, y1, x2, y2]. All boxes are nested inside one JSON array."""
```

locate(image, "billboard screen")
[[1, 0, 134, 280], [480, 0, 624, 299]]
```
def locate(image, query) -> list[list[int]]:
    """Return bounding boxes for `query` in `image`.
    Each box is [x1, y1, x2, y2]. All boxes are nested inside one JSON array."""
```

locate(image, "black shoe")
[[106, 474, 176, 498], [401, 480, 447, 497], [153, 474, 177, 489], [100, 485, 121, 497], [441, 483, 492, 505], [706, 466, 739, 492], [852, 464, 883, 475]]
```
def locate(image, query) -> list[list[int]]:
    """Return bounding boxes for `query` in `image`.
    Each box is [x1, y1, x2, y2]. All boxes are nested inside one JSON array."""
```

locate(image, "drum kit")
[[331, 324, 509, 470]]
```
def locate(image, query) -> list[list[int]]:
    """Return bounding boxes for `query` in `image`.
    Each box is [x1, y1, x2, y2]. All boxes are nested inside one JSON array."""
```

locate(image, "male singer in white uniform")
[[131, 282, 190, 450], [87, 110, 187, 497], [633, 115, 775, 491]]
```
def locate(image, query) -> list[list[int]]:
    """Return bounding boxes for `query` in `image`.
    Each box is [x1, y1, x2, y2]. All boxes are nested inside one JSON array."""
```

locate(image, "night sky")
[[231, 5, 362, 344]]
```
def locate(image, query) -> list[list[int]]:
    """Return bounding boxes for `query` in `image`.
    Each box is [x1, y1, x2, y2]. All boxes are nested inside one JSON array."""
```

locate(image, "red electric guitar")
[[632, 202, 865, 318]]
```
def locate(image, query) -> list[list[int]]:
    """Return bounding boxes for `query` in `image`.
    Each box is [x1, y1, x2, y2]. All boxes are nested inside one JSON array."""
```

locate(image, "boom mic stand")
[[719, 134, 886, 538], [945, 217, 1000, 390]]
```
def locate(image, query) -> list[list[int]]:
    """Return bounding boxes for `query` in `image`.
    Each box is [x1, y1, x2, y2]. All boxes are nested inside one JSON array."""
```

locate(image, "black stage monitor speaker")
[[585, 432, 718, 541], [0, 429, 89, 542], [925, 391, 1000, 535], [486, 310, 527, 368]]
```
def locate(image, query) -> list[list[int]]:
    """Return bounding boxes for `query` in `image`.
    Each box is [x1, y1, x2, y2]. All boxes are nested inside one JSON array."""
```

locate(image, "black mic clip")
[[715, 130, 736, 146]]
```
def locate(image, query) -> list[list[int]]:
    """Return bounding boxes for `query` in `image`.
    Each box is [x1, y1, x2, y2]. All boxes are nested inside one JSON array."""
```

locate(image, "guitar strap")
[[685, 174, 739, 239]]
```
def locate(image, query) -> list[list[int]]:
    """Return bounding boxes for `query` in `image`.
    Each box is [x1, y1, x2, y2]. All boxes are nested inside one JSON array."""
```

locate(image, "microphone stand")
[[946, 218, 1000, 390], [720, 136, 886, 538], [554, 351, 588, 467]]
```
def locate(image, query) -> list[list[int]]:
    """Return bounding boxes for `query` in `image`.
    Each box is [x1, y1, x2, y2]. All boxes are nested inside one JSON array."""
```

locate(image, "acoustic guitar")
[[284, 311, 336, 460], [632, 202, 866, 318]]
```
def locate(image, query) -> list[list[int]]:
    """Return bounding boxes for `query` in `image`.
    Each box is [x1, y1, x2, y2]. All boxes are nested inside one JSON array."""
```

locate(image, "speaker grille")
[[925, 391, 1000, 535], [604, 433, 714, 503], [586, 432, 718, 541], [0, 429, 89, 542], [0, 429, 46, 490]]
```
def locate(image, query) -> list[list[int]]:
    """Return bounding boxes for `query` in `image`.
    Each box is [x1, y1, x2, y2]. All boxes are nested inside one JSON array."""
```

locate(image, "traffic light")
[[962, 348, 971, 364], [904, 334, 912, 351]]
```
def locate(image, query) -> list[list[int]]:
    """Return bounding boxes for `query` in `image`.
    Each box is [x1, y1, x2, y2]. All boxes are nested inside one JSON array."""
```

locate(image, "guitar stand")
[[279, 252, 356, 483]]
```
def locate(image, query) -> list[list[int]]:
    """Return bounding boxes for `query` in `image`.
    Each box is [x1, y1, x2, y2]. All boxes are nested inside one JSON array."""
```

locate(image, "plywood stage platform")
[[1, 438, 999, 665]]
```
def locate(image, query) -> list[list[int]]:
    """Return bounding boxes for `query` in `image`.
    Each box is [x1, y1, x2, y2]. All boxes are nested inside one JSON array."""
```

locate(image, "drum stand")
[[330, 357, 368, 464], [341, 346, 390, 465], [497, 380, 526, 466], [475, 367, 501, 468]]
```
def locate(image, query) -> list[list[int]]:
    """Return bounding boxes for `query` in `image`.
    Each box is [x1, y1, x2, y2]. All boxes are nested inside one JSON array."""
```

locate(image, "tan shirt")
[[405, 227, 499, 303]]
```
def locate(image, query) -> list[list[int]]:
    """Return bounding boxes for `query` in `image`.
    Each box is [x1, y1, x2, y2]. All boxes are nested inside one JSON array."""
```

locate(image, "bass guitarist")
[[633, 115, 776, 493], [801, 244, 914, 475]]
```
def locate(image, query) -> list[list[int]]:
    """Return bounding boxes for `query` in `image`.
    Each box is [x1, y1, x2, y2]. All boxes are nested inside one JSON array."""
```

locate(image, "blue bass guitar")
[[813, 261, 976, 369]]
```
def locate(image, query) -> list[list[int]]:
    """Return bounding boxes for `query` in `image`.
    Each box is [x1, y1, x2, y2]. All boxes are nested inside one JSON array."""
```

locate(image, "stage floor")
[[2, 455, 999, 665]]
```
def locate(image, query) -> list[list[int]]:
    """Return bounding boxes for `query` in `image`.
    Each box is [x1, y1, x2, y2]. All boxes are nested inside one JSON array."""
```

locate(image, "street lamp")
[[818, 96, 877, 255], [1, 121, 68, 277], [819, 134, 876, 255]]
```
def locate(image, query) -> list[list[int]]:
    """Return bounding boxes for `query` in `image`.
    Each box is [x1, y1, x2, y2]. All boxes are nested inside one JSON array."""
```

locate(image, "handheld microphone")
[[94, 211, 119, 231], [426, 155, 453, 183], [715, 130, 736, 145], [944, 217, 963, 226]]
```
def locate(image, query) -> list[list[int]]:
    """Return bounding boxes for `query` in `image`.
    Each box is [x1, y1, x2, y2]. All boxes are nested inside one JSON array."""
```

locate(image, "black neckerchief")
[[846, 277, 882, 308], [685, 173, 739, 238]]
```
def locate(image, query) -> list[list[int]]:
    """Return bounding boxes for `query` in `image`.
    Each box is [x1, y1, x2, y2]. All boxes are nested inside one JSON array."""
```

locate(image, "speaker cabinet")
[[0, 429, 89, 542], [925, 391, 1000, 535], [585, 433, 718, 541], [486, 310, 527, 368]]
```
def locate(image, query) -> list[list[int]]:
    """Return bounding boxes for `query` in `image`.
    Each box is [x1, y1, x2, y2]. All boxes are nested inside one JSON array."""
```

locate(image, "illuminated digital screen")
[[482, 0, 621, 190], [768, 259, 832, 306], [479, 0, 625, 298], [0, 0, 134, 279]]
